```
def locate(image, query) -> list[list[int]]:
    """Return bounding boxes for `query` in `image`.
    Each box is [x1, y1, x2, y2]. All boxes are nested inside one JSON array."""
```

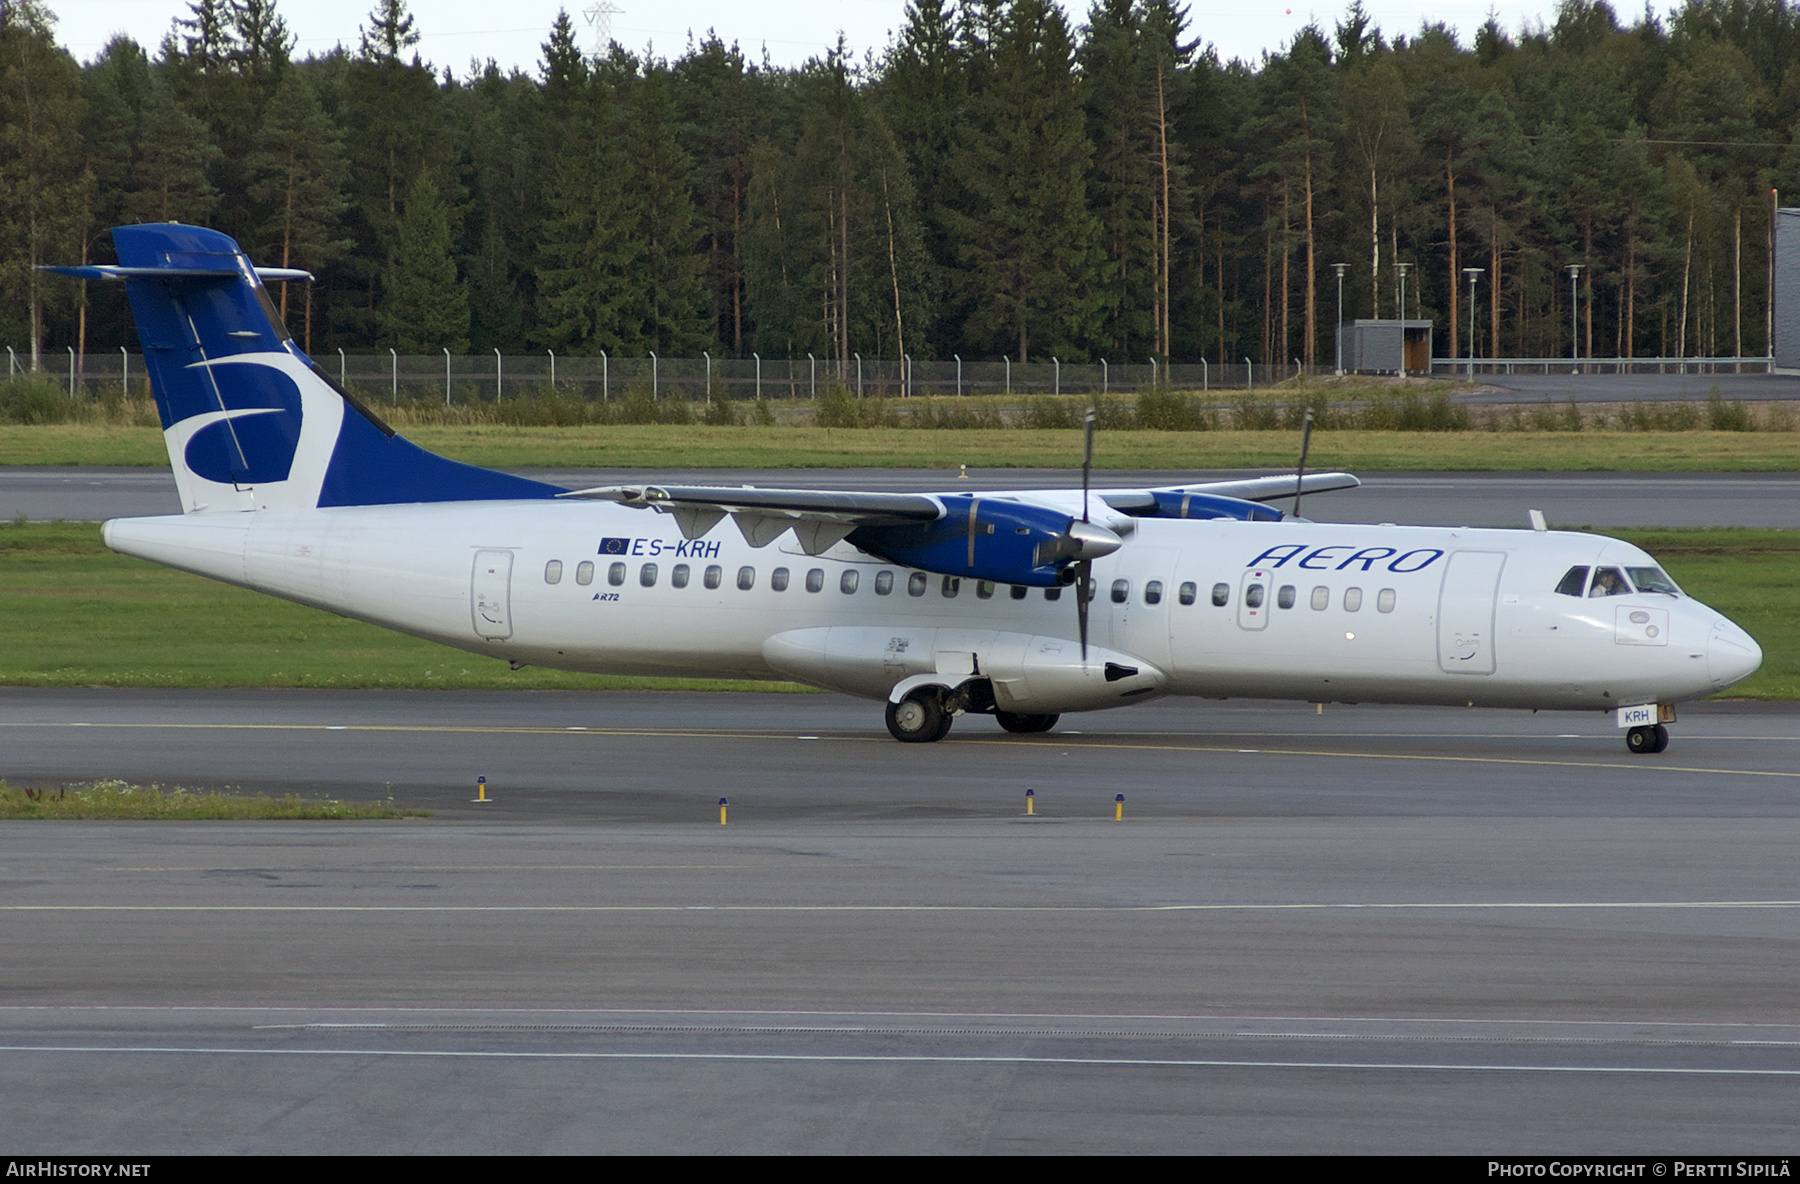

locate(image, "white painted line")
[[2, 1045, 1796, 1077]]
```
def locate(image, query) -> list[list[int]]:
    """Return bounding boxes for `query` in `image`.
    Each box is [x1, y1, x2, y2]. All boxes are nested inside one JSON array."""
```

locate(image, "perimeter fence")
[[5, 347, 1318, 403]]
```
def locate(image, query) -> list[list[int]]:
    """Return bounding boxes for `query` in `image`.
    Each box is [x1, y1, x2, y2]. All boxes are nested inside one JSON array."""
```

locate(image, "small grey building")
[[1339, 319, 1434, 375], [1776, 207, 1800, 369]]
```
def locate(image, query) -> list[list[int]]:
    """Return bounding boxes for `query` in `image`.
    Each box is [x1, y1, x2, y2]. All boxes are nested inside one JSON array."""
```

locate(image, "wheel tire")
[[887, 690, 951, 743], [1626, 725, 1656, 755], [1651, 723, 1670, 753], [995, 710, 1059, 735]]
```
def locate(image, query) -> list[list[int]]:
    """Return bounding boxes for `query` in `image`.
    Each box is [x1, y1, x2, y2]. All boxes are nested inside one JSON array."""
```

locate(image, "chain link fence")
[[6, 347, 1315, 403]]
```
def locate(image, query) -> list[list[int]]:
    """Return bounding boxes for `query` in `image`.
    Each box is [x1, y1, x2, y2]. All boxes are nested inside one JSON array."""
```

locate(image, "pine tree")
[[948, 0, 1102, 362], [246, 68, 350, 344], [381, 172, 469, 352], [0, 0, 87, 366], [126, 74, 221, 225]]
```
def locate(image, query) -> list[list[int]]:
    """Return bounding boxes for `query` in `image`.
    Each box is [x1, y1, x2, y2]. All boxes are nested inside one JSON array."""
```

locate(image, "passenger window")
[[942, 576, 960, 597], [1144, 580, 1163, 605], [875, 571, 894, 595], [545, 560, 563, 585], [672, 564, 690, 589], [1377, 588, 1396, 613], [908, 572, 928, 597], [1010, 584, 1028, 600], [639, 563, 657, 587], [770, 567, 790, 592], [606, 562, 624, 586], [1344, 587, 1363, 612], [805, 568, 824, 592], [1178, 582, 1196, 606], [1111, 579, 1130, 604], [841, 570, 859, 594], [1277, 585, 1296, 609], [1555, 566, 1590, 597], [1310, 586, 1329, 610], [1211, 583, 1229, 607], [703, 564, 722, 590], [576, 561, 595, 586], [737, 566, 756, 590], [1244, 583, 1265, 609], [976, 579, 994, 599], [1044, 586, 1062, 601]]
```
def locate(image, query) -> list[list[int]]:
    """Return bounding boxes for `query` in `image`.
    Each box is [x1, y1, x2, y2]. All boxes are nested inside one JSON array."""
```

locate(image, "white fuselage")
[[102, 500, 1761, 715]]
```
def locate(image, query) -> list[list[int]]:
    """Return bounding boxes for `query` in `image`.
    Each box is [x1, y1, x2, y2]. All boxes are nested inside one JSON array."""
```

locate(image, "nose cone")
[[1708, 619, 1763, 690]]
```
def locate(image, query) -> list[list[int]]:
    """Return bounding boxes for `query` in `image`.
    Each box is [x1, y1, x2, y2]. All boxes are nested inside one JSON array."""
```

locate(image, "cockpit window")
[[1554, 566, 1589, 597], [1589, 566, 1631, 597], [1625, 566, 1680, 595]]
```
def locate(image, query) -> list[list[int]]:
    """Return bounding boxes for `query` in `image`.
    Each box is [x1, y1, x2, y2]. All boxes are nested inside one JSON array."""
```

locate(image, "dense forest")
[[2, 0, 1798, 374]]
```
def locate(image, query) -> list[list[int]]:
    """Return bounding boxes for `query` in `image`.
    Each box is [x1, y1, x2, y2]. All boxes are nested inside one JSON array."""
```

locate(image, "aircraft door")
[[1237, 567, 1272, 631], [471, 549, 514, 640], [1436, 550, 1505, 674]]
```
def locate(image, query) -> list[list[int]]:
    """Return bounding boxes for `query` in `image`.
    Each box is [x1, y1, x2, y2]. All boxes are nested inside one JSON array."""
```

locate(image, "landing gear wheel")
[[887, 690, 953, 743], [995, 710, 1059, 735], [1626, 724, 1670, 755]]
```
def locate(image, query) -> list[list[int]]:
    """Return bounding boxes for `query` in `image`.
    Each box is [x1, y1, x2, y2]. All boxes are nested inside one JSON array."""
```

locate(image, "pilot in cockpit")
[[1589, 567, 1629, 597]]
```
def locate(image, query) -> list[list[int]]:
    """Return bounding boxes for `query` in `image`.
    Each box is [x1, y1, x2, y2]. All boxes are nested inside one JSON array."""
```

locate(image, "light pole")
[[1394, 263, 1411, 376], [1566, 264, 1584, 373], [1332, 263, 1347, 375], [1463, 267, 1484, 379]]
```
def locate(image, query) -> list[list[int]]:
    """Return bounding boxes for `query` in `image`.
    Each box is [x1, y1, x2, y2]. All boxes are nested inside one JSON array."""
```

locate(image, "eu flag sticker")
[[599, 538, 631, 555]]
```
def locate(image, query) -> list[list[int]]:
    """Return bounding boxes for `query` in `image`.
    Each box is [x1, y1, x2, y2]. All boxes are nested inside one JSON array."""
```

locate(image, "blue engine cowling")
[[850, 495, 1089, 588], [1141, 491, 1282, 521]]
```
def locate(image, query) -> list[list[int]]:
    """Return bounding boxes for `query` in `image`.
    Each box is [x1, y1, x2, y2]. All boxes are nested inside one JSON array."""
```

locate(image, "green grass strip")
[[4, 422, 1800, 472], [0, 780, 427, 820]]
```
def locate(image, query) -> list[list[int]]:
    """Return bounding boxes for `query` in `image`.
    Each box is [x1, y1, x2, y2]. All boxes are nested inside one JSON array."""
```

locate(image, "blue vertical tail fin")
[[45, 223, 558, 514]]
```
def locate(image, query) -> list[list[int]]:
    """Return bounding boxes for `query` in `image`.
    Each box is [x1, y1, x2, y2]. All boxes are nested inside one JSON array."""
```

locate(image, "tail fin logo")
[[169, 352, 345, 512]]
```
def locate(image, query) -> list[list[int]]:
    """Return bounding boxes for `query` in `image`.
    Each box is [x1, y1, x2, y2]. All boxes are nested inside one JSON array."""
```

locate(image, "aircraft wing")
[[561, 484, 943, 553], [1119, 471, 1361, 507]]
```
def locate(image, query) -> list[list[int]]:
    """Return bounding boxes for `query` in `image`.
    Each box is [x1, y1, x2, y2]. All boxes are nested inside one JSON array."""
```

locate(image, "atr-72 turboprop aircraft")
[[50, 224, 1762, 752]]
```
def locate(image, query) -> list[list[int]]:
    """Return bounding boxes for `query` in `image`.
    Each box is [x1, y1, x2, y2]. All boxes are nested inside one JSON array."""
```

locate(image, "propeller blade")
[[1078, 408, 1097, 660], [1081, 407, 1096, 523], [1076, 560, 1091, 661]]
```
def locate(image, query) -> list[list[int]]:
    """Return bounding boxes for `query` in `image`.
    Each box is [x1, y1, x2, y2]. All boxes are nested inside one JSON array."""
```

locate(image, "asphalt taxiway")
[[3, 690, 1798, 1153], [8, 466, 1800, 528]]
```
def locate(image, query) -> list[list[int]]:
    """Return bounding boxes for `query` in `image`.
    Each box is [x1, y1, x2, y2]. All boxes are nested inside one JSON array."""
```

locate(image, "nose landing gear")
[[1625, 724, 1670, 754]]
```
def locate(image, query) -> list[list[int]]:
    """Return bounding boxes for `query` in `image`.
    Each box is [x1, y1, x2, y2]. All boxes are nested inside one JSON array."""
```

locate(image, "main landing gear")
[[884, 688, 1062, 743], [995, 710, 1059, 734], [886, 690, 953, 743], [1625, 724, 1670, 754]]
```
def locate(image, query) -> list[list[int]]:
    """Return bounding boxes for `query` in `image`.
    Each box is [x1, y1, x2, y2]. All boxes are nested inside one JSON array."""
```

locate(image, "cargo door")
[[1436, 550, 1504, 674], [472, 549, 514, 640]]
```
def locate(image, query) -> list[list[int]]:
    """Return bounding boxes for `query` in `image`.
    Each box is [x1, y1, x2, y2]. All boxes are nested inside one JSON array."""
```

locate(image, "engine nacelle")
[[1141, 490, 1282, 521], [849, 495, 1118, 588]]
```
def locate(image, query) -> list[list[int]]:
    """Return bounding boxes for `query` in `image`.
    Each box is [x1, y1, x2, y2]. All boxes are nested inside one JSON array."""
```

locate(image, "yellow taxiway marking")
[[7, 721, 1798, 778], [104, 865, 759, 873]]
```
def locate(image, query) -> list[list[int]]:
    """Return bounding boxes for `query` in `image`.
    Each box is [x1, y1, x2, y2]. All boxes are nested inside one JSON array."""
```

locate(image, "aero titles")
[[1245, 543, 1447, 573]]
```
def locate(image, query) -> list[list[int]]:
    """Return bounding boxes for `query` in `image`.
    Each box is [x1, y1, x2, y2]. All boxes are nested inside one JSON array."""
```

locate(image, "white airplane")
[[49, 224, 1762, 754]]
